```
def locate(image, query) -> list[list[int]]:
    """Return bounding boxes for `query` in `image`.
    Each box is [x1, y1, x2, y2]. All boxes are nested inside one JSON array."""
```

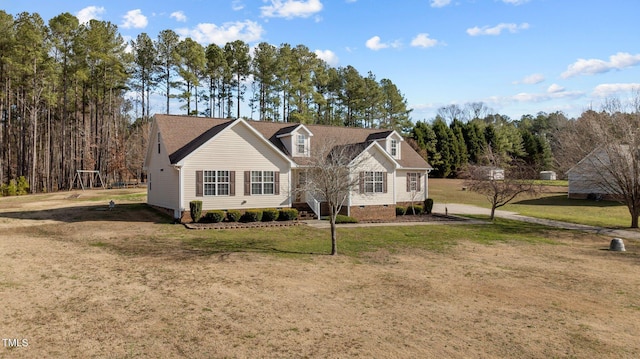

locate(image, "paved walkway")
[[305, 203, 640, 241]]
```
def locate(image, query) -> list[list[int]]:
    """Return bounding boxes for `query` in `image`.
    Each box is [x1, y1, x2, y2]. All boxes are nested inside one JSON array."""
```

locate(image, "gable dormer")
[[276, 124, 313, 157], [386, 131, 404, 160], [367, 130, 404, 160]]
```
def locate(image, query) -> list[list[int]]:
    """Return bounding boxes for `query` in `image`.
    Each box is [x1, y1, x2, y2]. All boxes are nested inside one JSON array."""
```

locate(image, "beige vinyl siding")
[[350, 148, 395, 206], [568, 147, 618, 196], [395, 170, 427, 203], [146, 127, 180, 212], [181, 122, 291, 211], [568, 166, 608, 195]]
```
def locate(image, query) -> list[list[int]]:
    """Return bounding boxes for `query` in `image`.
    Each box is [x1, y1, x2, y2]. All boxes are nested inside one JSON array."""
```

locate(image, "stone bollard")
[[609, 238, 626, 251]]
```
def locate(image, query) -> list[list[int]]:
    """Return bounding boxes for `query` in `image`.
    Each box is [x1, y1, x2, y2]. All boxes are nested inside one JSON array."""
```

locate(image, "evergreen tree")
[[380, 78, 412, 133], [204, 43, 227, 118], [223, 40, 250, 119], [450, 118, 469, 173], [251, 42, 279, 121], [463, 120, 486, 164], [155, 29, 180, 115], [131, 32, 156, 119], [432, 117, 456, 178], [176, 37, 205, 116], [411, 120, 438, 164]]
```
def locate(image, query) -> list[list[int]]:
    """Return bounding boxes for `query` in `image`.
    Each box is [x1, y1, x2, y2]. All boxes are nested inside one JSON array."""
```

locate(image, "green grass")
[[176, 218, 559, 258], [75, 190, 147, 203], [506, 195, 633, 228], [532, 179, 569, 186], [428, 178, 634, 229]]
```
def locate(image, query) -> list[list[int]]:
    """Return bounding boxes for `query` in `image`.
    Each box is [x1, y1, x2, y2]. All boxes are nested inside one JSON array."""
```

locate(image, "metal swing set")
[[70, 170, 106, 190]]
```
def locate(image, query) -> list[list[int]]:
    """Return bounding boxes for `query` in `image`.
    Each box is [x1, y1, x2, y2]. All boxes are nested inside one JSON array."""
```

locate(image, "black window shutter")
[[274, 172, 280, 195], [244, 171, 251, 196], [196, 171, 203, 197], [230, 171, 236, 196], [383, 172, 388, 193]]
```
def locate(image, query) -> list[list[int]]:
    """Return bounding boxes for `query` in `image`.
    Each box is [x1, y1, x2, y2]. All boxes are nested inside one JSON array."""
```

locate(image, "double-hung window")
[[407, 172, 419, 192], [297, 134, 306, 155], [390, 139, 397, 157], [364, 171, 385, 193], [204, 170, 230, 196], [251, 170, 275, 195]]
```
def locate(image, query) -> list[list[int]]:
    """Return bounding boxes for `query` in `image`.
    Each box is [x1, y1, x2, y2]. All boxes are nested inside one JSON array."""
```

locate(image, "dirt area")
[[1, 190, 639, 358]]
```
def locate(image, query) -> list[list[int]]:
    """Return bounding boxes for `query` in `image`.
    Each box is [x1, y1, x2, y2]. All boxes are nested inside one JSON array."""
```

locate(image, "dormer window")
[[297, 134, 306, 155], [390, 139, 397, 157]]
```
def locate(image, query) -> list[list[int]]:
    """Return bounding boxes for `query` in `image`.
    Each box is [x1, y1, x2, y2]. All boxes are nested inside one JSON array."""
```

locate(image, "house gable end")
[[175, 118, 295, 167]]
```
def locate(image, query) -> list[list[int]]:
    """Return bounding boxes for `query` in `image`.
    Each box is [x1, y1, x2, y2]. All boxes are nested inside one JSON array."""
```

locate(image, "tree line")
[[0, 11, 412, 193], [409, 103, 566, 178], [134, 33, 412, 129], [2, 10, 636, 198]]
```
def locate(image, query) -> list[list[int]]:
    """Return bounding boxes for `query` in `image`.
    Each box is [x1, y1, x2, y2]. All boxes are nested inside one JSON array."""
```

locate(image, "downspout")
[[425, 169, 431, 200], [287, 167, 292, 207], [173, 165, 183, 220], [392, 169, 397, 205]]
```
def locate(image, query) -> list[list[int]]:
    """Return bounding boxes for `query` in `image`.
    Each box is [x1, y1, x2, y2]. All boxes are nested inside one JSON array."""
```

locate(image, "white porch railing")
[[305, 192, 321, 220]]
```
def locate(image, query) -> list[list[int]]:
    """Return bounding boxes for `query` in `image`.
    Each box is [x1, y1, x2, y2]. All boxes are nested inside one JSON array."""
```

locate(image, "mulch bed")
[[184, 213, 466, 230], [360, 213, 468, 224], [184, 221, 303, 230]]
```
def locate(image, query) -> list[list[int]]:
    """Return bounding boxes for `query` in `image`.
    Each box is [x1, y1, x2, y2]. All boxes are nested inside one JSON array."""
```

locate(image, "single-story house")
[[566, 146, 623, 200], [143, 114, 432, 222]]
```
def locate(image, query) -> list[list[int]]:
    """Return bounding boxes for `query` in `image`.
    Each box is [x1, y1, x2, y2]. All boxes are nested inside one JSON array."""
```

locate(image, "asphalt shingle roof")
[[153, 114, 431, 170]]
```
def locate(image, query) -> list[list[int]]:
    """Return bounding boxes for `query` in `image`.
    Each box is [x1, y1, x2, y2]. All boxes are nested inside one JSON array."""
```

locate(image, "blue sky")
[[3, 0, 640, 121]]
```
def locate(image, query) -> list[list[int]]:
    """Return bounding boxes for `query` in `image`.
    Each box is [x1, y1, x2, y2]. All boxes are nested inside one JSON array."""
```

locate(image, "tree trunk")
[[328, 204, 339, 255], [330, 217, 337, 256], [629, 204, 639, 228], [490, 205, 496, 221]]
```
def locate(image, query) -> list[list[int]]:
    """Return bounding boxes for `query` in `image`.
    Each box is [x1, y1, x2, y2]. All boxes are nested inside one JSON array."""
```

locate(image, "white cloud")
[[561, 52, 640, 78], [171, 11, 187, 22], [365, 36, 400, 51], [430, 0, 451, 8], [466, 22, 530, 36], [592, 83, 640, 98], [76, 6, 105, 24], [502, 0, 530, 4], [314, 49, 339, 66], [232, 0, 245, 11], [122, 9, 148, 29], [176, 20, 264, 45], [410, 33, 439, 48], [547, 84, 564, 93], [511, 88, 582, 103], [261, 0, 323, 19], [514, 73, 545, 85], [366, 36, 387, 50]]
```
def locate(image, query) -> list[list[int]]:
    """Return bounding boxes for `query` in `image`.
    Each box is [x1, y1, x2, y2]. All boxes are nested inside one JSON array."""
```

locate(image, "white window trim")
[[251, 170, 275, 195], [296, 134, 306, 155], [204, 170, 230, 196], [408, 172, 418, 192], [364, 171, 385, 193]]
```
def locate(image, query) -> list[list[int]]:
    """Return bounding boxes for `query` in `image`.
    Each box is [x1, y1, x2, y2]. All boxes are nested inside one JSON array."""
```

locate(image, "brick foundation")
[[348, 204, 396, 221]]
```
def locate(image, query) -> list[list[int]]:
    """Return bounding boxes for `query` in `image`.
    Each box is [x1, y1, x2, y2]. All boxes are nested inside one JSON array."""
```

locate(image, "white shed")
[[539, 171, 556, 180]]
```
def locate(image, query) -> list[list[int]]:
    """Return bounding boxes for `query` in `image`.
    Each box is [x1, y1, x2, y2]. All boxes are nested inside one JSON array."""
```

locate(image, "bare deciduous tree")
[[464, 146, 539, 220], [557, 96, 640, 227], [300, 141, 366, 255]]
